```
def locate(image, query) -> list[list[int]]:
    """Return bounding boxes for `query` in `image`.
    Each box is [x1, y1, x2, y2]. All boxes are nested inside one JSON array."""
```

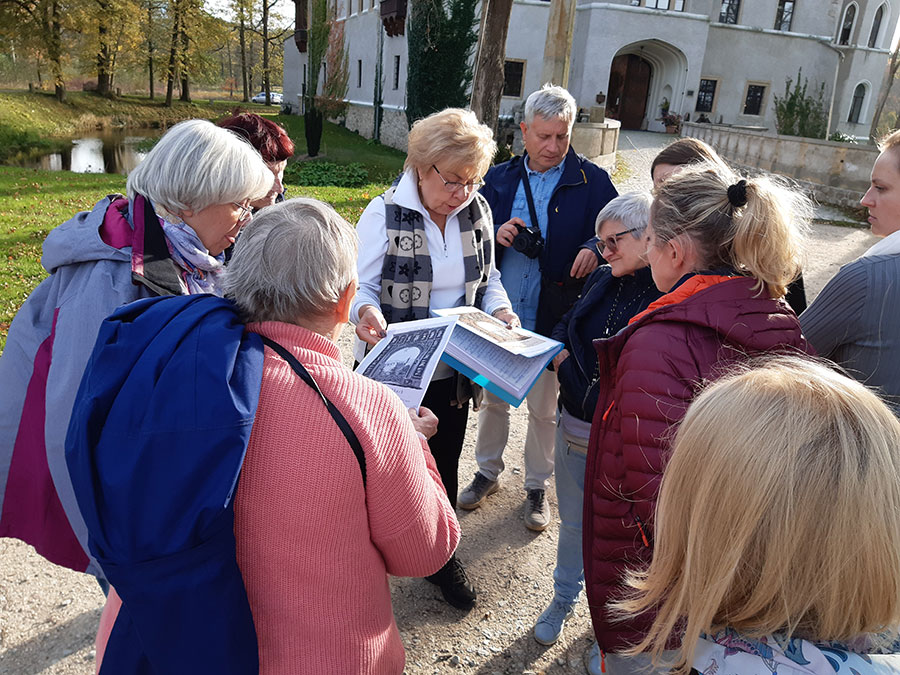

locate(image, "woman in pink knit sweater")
[[93, 198, 460, 674]]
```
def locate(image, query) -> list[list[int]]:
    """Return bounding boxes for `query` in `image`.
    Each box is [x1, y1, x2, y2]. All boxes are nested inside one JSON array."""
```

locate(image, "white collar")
[[861, 228, 900, 258], [393, 168, 476, 222]]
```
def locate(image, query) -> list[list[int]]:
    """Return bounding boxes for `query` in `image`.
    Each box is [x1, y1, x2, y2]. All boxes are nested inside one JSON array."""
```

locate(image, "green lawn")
[[0, 91, 409, 348]]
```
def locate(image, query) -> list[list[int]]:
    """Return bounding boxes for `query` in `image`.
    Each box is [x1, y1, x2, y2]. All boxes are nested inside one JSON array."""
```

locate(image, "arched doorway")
[[607, 54, 652, 130], [605, 40, 688, 132]]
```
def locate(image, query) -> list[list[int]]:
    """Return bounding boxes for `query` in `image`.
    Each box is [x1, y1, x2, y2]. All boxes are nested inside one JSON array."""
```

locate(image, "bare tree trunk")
[[262, 0, 270, 104], [148, 1, 156, 99], [870, 48, 900, 140], [469, 0, 514, 131], [238, 3, 250, 102], [47, 0, 66, 101], [179, 17, 190, 101], [165, 0, 180, 106], [96, 0, 112, 96]]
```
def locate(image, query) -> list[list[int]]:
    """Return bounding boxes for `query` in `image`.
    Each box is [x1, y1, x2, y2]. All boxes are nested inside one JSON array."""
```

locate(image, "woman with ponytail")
[[582, 162, 814, 675]]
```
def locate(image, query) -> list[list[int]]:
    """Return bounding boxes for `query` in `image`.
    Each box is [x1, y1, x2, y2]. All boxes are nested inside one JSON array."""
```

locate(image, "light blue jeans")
[[551, 421, 588, 606]]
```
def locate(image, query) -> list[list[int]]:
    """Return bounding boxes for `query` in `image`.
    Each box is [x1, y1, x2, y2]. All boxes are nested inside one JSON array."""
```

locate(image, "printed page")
[[433, 307, 558, 357], [445, 327, 547, 398], [356, 316, 458, 409]]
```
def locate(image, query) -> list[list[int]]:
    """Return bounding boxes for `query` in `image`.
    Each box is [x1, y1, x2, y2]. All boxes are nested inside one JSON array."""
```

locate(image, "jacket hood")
[[41, 195, 131, 273], [595, 277, 809, 373]]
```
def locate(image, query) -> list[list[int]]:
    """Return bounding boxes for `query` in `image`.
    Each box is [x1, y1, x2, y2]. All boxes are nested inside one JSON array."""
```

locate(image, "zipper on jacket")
[[634, 514, 650, 548]]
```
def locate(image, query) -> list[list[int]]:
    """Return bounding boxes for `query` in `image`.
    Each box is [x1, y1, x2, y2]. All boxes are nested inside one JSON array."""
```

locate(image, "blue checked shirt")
[[498, 155, 566, 331]]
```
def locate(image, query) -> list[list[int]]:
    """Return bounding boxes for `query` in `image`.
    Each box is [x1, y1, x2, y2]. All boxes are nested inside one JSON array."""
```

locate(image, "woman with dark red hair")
[[219, 112, 294, 209]]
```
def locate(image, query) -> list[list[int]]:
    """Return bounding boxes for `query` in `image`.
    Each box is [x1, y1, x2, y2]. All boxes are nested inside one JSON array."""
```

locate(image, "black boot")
[[425, 554, 476, 610]]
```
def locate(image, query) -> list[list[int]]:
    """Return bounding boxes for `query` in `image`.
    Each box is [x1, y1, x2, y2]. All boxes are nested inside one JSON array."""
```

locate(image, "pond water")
[[20, 129, 162, 175]]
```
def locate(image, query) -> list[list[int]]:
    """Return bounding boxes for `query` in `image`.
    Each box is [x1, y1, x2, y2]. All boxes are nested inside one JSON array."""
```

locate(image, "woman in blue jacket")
[[533, 192, 661, 672]]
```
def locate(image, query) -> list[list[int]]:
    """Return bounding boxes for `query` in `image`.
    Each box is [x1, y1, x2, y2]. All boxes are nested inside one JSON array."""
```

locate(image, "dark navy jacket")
[[480, 146, 618, 334], [66, 294, 264, 674], [551, 265, 660, 421]]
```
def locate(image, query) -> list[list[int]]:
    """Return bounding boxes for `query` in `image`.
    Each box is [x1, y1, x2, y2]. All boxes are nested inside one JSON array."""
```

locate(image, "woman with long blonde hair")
[[583, 161, 813, 674], [617, 357, 900, 675]]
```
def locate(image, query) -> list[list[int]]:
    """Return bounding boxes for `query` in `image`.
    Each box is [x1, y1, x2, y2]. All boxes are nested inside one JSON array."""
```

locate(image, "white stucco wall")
[[282, 0, 896, 146]]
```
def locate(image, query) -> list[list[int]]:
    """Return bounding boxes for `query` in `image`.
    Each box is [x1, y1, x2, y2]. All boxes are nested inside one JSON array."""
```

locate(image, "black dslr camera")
[[512, 224, 544, 259]]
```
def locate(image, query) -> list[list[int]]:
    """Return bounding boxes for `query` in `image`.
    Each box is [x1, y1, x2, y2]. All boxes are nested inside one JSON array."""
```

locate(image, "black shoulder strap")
[[519, 157, 541, 233], [259, 335, 367, 488]]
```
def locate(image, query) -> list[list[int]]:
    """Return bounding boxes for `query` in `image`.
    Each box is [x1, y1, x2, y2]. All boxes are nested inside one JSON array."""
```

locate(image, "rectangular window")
[[743, 84, 766, 115], [774, 0, 794, 31], [393, 55, 400, 90], [696, 78, 717, 112], [357, 59, 362, 88], [503, 60, 525, 98], [645, 0, 684, 9], [358, 0, 363, 12], [719, 0, 740, 24]]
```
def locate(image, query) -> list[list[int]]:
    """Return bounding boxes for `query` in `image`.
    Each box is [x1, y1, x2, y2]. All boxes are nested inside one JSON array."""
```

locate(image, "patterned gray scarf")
[[379, 187, 493, 324]]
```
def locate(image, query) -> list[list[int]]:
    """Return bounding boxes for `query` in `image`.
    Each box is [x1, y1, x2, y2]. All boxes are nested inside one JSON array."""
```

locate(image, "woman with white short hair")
[[84, 198, 460, 674], [0, 118, 273, 575]]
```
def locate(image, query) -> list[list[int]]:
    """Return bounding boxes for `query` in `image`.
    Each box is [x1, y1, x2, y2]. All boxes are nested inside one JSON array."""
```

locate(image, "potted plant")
[[661, 112, 682, 134]]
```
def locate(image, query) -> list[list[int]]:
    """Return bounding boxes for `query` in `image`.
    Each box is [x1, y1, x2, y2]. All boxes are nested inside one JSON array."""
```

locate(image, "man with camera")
[[458, 84, 618, 530]]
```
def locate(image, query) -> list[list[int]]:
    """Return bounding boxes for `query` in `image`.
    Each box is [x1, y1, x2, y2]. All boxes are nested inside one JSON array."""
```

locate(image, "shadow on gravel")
[[0, 607, 101, 674]]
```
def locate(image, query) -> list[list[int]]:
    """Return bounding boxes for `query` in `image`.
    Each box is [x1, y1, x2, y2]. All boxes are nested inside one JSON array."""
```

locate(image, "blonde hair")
[[650, 162, 811, 298], [878, 128, 900, 152], [615, 356, 900, 673], [404, 108, 497, 179]]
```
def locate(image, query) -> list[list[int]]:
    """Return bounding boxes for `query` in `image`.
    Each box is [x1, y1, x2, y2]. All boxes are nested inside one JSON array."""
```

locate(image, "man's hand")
[[570, 248, 599, 279], [552, 348, 570, 370], [492, 307, 520, 329], [409, 406, 439, 439], [496, 217, 526, 247], [356, 305, 387, 345]]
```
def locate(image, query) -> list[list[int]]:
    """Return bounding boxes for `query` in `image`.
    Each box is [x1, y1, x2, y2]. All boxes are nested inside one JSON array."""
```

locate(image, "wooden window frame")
[[502, 59, 527, 99]]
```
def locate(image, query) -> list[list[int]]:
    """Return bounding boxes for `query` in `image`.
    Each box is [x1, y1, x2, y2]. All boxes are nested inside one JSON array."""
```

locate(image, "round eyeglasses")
[[432, 165, 485, 194]]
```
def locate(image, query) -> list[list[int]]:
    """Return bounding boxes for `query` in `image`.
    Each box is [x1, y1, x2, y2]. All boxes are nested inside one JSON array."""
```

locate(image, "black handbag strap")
[[259, 335, 367, 487]]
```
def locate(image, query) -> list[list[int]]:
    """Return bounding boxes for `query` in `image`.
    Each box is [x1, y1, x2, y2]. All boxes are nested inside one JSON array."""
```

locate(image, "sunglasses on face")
[[596, 227, 639, 255]]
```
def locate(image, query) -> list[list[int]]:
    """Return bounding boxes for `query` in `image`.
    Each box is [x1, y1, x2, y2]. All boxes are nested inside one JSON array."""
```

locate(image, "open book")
[[433, 307, 563, 407], [355, 316, 458, 410]]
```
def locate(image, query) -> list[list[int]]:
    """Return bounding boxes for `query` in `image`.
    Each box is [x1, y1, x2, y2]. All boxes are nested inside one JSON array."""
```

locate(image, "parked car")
[[252, 91, 283, 105]]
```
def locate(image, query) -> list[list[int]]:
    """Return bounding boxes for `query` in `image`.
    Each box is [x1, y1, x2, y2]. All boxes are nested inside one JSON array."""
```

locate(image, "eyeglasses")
[[596, 227, 639, 254], [432, 165, 485, 194], [233, 201, 253, 222]]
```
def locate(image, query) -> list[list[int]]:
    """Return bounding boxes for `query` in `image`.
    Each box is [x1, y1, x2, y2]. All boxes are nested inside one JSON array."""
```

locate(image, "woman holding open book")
[[351, 108, 514, 611]]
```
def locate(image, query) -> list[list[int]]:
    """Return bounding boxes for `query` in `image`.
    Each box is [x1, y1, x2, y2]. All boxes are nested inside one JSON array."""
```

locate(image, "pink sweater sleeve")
[[349, 384, 460, 578]]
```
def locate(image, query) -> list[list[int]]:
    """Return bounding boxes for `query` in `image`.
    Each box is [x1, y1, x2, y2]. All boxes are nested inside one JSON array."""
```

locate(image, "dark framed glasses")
[[596, 227, 639, 255], [432, 165, 485, 194]]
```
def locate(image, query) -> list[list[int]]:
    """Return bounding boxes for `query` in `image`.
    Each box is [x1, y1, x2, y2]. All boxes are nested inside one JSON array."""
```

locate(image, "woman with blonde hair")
[[583, 162, 813, 674], [352, 108, 515, 610], [617, 356, 900, 675]]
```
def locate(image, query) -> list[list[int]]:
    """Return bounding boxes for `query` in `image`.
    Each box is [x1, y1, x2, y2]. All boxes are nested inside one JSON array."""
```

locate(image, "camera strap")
[[519, 157, 541, 235]]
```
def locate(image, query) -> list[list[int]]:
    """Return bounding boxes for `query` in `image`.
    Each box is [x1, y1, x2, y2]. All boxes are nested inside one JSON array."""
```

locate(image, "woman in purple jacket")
[[582, 161, 814, 675]]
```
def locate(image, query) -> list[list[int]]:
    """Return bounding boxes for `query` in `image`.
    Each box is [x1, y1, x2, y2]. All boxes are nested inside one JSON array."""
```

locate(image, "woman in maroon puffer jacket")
[[582, 161, 814, 674]]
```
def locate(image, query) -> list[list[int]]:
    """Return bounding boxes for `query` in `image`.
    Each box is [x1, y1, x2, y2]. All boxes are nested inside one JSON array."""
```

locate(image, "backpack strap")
[[259, 336, 367, 488]]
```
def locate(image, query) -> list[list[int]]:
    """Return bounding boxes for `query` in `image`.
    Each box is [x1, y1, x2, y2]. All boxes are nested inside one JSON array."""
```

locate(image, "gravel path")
[[0, 133, 878, 674]]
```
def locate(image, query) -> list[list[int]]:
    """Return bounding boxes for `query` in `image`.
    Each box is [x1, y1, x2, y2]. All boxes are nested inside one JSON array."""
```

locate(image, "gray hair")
[[595, 192, 653, 238], [224, 198, 359, 323], [524, 84, 577, 127], [127, 119, 273, 217]]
